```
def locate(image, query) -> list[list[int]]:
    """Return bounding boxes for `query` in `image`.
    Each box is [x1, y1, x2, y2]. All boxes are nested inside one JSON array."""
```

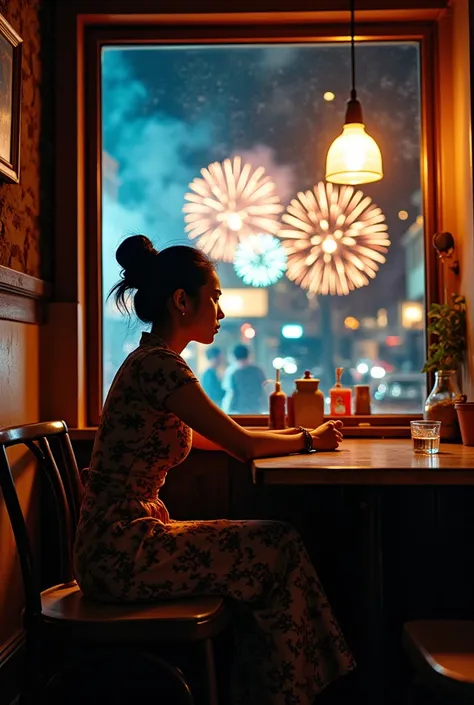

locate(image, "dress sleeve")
[[138, 348, 199, 410]]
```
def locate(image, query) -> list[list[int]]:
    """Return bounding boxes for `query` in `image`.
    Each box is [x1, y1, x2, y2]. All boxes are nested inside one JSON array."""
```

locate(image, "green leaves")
[[422, 294, 467, 373]]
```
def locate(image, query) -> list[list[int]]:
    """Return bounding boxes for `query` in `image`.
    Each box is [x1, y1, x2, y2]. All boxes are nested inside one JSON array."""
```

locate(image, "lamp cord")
[[350, 0, 356, 100]]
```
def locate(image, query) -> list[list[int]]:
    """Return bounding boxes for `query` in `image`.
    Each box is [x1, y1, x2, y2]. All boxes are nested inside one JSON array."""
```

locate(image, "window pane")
[[101, 42, 426, 414]]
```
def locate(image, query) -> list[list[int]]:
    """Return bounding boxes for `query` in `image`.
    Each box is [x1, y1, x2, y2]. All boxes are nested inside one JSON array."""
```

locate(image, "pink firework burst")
[[279, 181, 390, 296], [183, 156, 283, 262]]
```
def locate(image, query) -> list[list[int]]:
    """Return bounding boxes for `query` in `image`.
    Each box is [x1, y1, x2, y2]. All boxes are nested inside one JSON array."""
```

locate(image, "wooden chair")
[[0, 420, 230, 705], [403, 620, 474, 704]]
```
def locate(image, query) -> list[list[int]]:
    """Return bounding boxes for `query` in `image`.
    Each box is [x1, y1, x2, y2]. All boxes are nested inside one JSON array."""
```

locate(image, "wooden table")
[[252, 439, 474, 704], [252, 439, 474, 486]]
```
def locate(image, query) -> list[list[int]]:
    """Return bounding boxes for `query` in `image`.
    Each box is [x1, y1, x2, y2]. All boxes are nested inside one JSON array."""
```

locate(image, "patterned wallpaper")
[[0, 0, 53, 280]]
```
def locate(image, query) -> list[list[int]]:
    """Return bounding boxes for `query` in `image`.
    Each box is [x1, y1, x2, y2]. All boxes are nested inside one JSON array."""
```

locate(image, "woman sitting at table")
[[74, 235, 355, 705]]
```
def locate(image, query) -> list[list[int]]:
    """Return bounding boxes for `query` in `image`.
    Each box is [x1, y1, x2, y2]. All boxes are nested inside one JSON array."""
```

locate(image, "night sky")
[[101, 41, 423, 388]]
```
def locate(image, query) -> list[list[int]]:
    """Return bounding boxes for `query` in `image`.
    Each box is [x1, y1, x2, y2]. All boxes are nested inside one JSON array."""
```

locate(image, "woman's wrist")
[[298, 426, 316, 453]]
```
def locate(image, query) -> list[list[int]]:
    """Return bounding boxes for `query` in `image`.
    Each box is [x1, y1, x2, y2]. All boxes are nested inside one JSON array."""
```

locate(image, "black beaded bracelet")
[[298, 426, 315, 453]]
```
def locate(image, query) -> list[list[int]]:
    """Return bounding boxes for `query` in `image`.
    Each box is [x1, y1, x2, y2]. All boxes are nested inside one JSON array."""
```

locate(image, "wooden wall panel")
[[0, 0, 54, 698]]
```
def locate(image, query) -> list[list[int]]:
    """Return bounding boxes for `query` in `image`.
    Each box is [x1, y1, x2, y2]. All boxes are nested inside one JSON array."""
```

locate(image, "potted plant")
[[422, 294, 467, 441], [454, 401, 474, 446]]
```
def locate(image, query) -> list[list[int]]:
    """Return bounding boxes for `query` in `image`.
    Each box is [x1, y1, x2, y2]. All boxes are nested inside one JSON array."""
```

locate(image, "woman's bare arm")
[[192, 425, 302, 452], [192, 430, 225, 451], [167, 382, 341, 462], [261, 427, 303, 435]]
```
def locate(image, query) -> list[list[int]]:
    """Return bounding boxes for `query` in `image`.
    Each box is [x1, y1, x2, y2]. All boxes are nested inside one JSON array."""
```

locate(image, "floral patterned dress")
[[73, 332, 355, 705]]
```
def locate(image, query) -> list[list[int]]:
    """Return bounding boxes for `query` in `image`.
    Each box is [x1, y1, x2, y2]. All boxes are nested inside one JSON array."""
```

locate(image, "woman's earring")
[[181, 310, 186, 316]]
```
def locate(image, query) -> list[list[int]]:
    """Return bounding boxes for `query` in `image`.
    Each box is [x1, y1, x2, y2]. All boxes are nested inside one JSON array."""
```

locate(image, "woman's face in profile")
[[188, 269, 225, 345]]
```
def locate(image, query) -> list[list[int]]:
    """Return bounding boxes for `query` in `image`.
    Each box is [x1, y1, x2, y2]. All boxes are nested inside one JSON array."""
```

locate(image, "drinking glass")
[[410, 420, 441, 455]]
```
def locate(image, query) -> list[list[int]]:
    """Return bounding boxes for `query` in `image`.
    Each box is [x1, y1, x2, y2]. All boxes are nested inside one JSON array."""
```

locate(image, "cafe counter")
[[252, 438, 474, 485]]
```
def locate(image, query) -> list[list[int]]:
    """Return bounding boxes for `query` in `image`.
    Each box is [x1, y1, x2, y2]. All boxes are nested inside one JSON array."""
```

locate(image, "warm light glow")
[[398, 210, 409, 220], [377, 308, 388, 327], [370, 366, 386, 379], [280, 181, 390, 296], [344, 316, 360, 330], [325, 123, 383, 185], [183, 156, 283, 262], [322, 237, 338, 254], [222, 294, 244, 315], [226, 212, 243, 231], [401, 301, 424, 328], [243, 326, 256, 340], [324, 91, 336, 101], [220, 288, 268, 318]]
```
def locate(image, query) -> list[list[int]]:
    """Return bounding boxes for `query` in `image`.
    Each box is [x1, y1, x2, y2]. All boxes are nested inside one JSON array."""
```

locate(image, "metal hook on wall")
[[432, 231, 460, 276]]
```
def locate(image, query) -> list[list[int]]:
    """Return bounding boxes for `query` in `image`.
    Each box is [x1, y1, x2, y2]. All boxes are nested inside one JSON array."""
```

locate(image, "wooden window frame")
[[80, 16, 440, 430]]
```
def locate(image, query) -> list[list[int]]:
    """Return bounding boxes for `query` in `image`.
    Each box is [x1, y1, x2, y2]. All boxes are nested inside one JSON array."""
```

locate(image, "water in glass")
[[411, 421, 441, 455]]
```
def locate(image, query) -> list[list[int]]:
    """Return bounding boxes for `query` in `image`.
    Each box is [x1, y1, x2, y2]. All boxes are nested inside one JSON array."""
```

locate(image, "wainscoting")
[[0, 632, 24, 705], [0, 265, 51, 325]]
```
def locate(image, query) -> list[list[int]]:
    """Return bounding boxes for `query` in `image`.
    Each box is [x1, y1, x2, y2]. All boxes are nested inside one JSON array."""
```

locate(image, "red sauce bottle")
[[330, 367, 352, 416]]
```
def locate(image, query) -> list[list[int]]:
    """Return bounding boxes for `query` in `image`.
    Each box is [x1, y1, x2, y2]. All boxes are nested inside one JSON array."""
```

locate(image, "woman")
[[74, 235, 355, 705]]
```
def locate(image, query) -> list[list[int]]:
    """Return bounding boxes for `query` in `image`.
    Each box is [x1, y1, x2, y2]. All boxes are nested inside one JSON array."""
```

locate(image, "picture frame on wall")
[[0, 13, 22, 184]]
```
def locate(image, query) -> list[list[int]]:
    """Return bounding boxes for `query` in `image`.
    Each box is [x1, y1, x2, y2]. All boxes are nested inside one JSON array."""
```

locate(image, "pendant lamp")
[[325, 0, 383, 185]]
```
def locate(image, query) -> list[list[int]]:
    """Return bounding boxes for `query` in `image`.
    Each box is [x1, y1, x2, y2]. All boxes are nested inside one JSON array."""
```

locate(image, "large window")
[[101, 38, 427, 415]]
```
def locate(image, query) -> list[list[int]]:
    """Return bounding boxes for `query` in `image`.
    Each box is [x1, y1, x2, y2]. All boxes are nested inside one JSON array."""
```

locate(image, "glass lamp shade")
[[325, 122, 383, 185]]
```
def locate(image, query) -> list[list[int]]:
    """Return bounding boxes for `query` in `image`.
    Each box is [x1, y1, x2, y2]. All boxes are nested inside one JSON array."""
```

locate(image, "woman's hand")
[[311, 420, 343, 451]]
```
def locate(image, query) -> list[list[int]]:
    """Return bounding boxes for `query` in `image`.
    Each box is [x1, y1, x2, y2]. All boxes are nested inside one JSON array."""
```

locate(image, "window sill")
[[69, 415, 421, 441]]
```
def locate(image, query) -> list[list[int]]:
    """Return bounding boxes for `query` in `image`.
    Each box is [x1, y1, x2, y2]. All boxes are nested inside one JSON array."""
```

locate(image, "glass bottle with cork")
[[269, 368, 287, 429], [330, 367, 352, 416]]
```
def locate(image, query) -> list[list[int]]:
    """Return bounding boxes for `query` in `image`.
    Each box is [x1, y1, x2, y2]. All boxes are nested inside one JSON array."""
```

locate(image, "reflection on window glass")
[[101, 42, 426, 413]]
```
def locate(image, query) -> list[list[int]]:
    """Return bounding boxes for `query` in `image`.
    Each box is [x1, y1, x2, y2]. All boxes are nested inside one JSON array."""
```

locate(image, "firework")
[[183, 156, 283, 262], [234, 234, 287, 287], [279, 182, 390, 296]]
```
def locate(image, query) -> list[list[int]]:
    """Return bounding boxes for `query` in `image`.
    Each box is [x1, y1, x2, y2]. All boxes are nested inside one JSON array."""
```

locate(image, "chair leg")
[[40, 648, 196, 705], [19, 632, 43, 705], [138, 651, 196, 705], [203, 638, 219, 705]]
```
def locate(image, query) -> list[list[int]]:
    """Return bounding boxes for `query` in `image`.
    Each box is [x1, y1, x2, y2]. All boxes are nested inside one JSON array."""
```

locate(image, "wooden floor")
[[30, 620, 448, 705], [40, 669, 443, 705]]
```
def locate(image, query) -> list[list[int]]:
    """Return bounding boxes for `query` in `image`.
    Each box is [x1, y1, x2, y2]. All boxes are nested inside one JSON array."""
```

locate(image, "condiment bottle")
[[354, 384, 371, 415], [330, 367, 352, 416], [292, 370, 324, 428], [269, 368, 287, 429]]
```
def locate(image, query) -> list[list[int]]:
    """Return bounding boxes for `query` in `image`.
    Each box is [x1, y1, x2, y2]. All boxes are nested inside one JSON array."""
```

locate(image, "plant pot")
[[455, 403, 474, 446]]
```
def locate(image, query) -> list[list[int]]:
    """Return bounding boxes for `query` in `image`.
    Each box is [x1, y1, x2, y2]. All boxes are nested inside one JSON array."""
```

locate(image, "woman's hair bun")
[[116, 235, 158, 288]]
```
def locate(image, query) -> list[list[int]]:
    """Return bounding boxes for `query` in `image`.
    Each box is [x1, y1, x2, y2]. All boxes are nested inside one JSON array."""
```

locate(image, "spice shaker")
[[354, 384, 371, 415]]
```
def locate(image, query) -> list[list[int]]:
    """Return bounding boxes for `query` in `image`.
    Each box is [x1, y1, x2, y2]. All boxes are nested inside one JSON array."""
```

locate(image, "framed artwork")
[[0, 13, 22, 183]]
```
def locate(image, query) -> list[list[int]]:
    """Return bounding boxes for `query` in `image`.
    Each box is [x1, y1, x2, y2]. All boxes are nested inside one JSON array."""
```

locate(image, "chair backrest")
[[0, 420, 83, 622]]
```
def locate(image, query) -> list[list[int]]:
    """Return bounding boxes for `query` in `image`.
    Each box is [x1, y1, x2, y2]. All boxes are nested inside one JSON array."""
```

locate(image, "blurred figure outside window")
[[223, 344, 266, 414], [201, 346, 225, 407]]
